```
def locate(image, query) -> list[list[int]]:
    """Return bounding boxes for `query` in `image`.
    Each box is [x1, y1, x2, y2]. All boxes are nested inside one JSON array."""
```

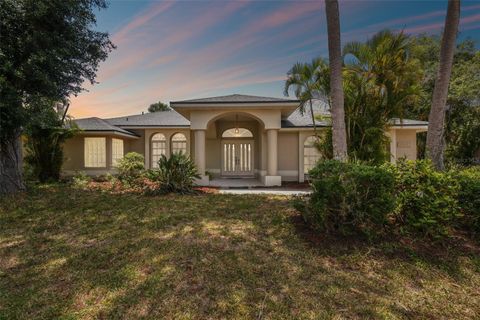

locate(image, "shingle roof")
[[389, 118, 429, 126], [73, 117, 139, 137], [171, 94, 299, 104], [282, 100, 330, 128], [104, 110, 190, 127]]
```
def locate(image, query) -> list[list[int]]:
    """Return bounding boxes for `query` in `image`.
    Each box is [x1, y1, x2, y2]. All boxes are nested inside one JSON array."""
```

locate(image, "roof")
[[73, 117, 139, 137], [282, 100, 330, 128], [389, 118, 429, 126], [171, 94, 299, 104], [105, 110, 190, 127]]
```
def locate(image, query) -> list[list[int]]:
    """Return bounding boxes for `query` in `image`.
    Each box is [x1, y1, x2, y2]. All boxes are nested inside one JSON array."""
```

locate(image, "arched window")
[[171, 133, 187, 154], [222, 128, 253, 138], [304, 136, 321, 173], [151, 133, 166, 168]]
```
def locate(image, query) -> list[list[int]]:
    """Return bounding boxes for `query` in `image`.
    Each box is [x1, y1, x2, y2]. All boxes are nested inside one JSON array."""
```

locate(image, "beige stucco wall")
[[62, 134, 128, 176], [278, 132, 299, 181], [395, 129, 417, 160]]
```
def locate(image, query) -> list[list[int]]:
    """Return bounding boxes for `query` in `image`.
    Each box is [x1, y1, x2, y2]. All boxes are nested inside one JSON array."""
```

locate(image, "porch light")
[[234, 114, 239, 135]]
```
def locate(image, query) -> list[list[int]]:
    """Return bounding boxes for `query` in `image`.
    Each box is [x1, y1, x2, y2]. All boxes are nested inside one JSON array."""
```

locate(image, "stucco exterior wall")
[[62, 134, 124, 176], [278, 132, 299, 181]]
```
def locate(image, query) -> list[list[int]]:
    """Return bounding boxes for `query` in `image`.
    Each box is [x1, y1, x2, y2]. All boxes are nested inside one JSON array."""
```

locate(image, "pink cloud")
[[112, 1, 175, 45]]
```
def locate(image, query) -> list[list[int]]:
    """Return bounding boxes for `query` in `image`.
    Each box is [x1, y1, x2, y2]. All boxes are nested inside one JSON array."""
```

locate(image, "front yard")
[[1, 185, 479, 319]]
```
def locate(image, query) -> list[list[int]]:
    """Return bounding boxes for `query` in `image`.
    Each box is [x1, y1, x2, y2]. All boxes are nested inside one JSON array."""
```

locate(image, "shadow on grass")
[[0, 184, 479, 319]]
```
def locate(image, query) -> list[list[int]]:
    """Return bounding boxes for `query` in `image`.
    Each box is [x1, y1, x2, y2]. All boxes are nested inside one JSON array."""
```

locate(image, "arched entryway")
[[221, 128, 254, 177], [204, 112, 263, 180]]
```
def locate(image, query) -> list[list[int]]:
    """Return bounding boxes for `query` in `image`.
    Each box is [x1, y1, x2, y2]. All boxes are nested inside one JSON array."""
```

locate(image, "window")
[[151, 133, 166, 168], [171, 133, 187, 154], [222, 128, 253, 138], [304, 136, 321, 173], [111, 138, 124, 166], [84, 137, 106, 168]]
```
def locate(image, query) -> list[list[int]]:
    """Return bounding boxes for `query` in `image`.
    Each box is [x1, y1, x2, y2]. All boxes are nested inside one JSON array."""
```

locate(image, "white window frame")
[[171, 133, 187, 155], [111, 138, 124, 167], [151, 133, 167, 168], [84, 137, 106, 168], [304, 136, 321, 174]]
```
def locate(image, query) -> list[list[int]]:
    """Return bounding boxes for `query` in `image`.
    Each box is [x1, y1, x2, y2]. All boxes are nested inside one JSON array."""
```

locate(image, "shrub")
[[116, 152, 145, 184], [387, 160, 460, 238], [455, 166, 480, 235], [297, 160, 395, 237], [71, 171, 91, 189], [152, 153, 200, 194]]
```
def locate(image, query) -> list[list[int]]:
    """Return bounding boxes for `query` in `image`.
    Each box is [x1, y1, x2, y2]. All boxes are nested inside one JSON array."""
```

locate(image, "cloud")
[[112, 1, 175, 45]]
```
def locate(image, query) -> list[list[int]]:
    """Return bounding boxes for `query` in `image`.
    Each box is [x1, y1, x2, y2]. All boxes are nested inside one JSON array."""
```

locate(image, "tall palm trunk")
[[309, 99, 318, 136], [426, 0, 460, 170], [325, 0, 348, 161]]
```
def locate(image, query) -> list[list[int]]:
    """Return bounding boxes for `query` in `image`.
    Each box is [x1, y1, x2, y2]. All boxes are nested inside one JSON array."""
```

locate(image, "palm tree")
[[426, 0, 461, 170], [284, 58, 330, 136], [342, 30, 423, 163], [325, 0, 348, 161]]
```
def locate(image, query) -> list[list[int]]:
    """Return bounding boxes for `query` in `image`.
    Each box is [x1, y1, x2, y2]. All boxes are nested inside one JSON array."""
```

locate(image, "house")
[[63, 94, 428, 186]]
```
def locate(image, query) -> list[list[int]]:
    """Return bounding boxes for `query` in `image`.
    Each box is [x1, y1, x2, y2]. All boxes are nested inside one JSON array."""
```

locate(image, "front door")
[[221, 140, 254, 176]]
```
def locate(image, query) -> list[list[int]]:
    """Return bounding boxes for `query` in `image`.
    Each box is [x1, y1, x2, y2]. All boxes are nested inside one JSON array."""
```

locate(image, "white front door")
[[221, 140, 254, 176]]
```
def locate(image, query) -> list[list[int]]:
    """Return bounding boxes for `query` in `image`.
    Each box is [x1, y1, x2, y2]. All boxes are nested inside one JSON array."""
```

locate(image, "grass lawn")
[[1, 185, 480, 319]]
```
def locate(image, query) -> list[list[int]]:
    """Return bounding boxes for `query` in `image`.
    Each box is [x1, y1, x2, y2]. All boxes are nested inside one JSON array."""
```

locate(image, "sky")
[[70, 0, 480, 118]]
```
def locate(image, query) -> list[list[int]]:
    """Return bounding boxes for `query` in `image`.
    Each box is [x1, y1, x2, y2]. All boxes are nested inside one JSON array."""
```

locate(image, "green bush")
[[116, 152, 145, 184], [71, 171, 91, 189], [151, 153, 200, 194], [297, 160, 395, 237], [455, 166, 480, 234], [387, 160, 460, 238]]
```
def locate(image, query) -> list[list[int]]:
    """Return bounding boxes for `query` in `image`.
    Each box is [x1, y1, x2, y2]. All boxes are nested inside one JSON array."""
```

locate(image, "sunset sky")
[[70, 0, 480, 118]]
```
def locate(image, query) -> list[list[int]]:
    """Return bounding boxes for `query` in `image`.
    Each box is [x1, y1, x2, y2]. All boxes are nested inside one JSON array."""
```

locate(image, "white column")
[[389, 129, 397, 163], [194, 129, 209, 185], [266, 129, 278, 176], [194, 129, 206, 176], [144, 130, 150, 169], [264, 129, 281, 186]]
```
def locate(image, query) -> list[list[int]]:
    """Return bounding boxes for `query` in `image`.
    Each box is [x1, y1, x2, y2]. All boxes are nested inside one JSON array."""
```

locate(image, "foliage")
[[0, 0, 114, 193], [71, 172, 91, 189], [455, 166, 480, 235], [151, 153, 200, 194], [24, 98, 77, 182], [409, 36, 480, 163], [148, 101, 170, 112], [296, 160, 395, 237], [343, 30, 423, 163], [284, 58, 330, 134], [116, 152, 145, 184], [386, 160, 460, 237]]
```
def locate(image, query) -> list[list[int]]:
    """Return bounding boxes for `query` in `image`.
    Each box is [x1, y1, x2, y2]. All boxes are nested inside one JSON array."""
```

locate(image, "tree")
[[284, 58, 330, 136], [325, 0, 348, 161], [24, 99, 77, 182], [425, 0, 461, 170], [0, 0, 114, 194], [343, 30, 423, 163], [410, 36, 480, 164], [148, 101, 170, 112]]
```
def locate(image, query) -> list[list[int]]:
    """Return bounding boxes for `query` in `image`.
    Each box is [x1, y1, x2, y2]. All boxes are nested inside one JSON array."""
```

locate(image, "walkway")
[[218, 188, 311, 195]]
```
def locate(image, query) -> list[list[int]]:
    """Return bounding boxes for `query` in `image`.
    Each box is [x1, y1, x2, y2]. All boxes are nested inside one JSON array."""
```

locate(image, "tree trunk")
[[0, 130, 26, 195], [426, 0, 460, 170], [309, 99, 318, 137], [325, 0, 348, 161]]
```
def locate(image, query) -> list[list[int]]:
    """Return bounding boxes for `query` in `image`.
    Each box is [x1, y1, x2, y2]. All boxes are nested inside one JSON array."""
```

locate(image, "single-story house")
[[64, 94, 428, 186]]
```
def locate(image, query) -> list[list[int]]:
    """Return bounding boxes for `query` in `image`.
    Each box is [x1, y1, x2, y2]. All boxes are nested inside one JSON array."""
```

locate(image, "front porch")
[[209, 177, 263, 188]]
